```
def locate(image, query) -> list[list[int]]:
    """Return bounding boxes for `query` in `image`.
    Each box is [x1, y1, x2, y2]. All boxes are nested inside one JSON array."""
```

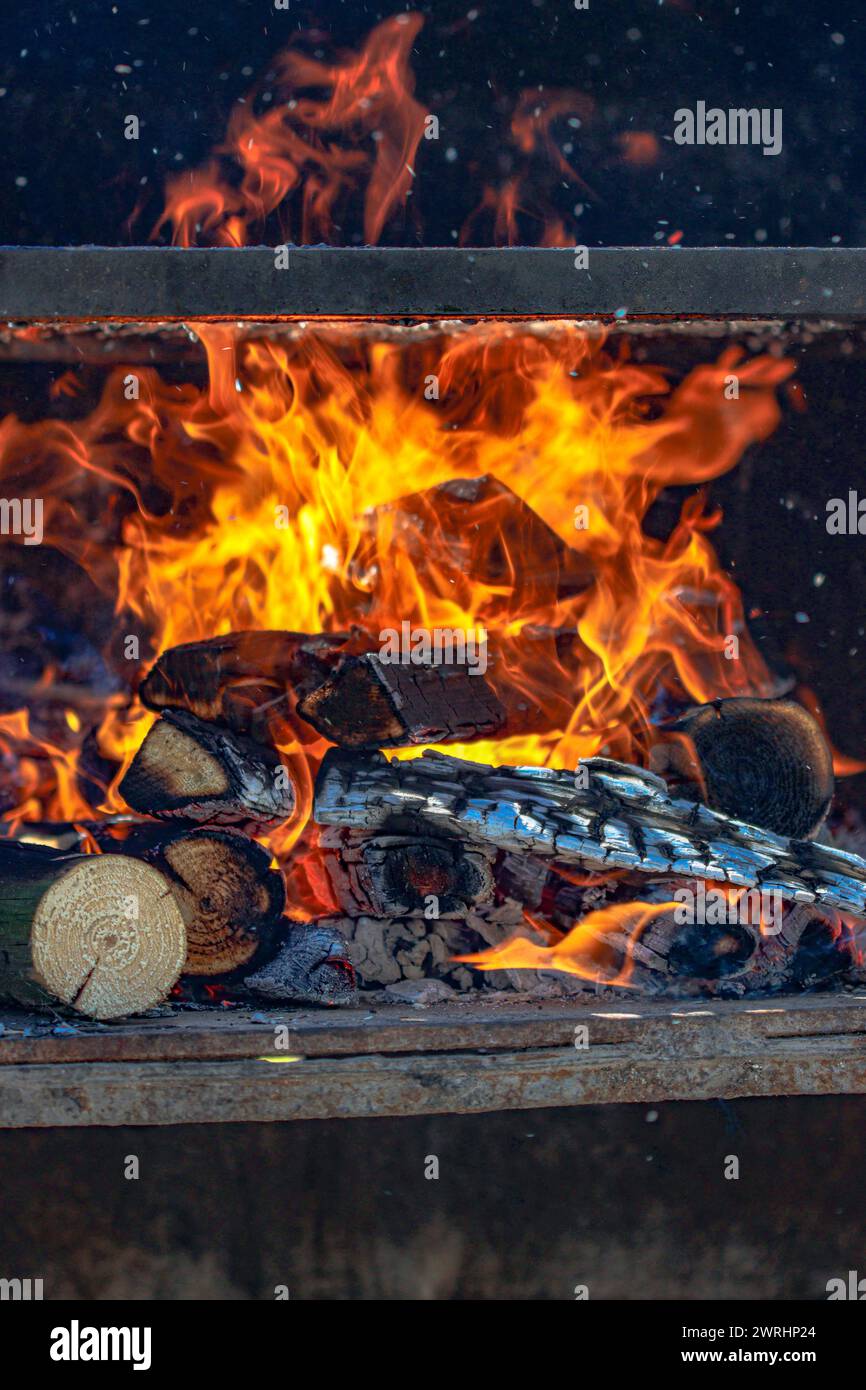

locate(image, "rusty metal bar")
[[0, 247, 865, 320]]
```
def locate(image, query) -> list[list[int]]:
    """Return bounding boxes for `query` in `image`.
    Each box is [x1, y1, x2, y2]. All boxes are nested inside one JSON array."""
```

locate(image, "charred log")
[[319, 826, 496, 917], [138, 629, 356, 738], [314, 748, 866, 919], [297, 651, 506, 749], [119, 710, 295, 828], [653, 697, 834, 839], [0, 840, 186, 1018], [241, 922, 357, 1006]]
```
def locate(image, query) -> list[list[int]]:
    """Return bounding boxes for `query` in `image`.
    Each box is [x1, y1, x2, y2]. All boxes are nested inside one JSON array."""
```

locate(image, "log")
[[119, 710, 295, 827], [651, 697, 834, 839], [318, 826, 496, 917], [297, 651, 506, 749], [145, 829, 285, 978], [241, 923, 358, 1006], [314, 749, 866, 919], [0, 841, 186, 1019], [138, 629, 357, 737], [296, 626, 589, 748], [355, 475, 594, 612], [4, 821, 286, 978]]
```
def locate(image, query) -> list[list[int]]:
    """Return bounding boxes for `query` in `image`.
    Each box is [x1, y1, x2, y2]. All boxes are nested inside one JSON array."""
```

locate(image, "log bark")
[[241, 922, 358, 1006], [314, 749, 866, 919], [0, 841, 186, 1018], [119, 710, 295, 828]]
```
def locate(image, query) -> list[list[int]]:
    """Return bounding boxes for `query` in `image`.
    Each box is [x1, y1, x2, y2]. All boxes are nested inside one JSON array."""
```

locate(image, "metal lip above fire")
[[1, 246, 866, 321]]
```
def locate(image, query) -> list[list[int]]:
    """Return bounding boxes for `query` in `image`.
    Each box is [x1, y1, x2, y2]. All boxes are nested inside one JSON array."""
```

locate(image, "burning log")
[[119, 710, 295, 827], [138, 629, 354, 736], [242, 922, 357, 1005], [651, 697, 834, 839], [319, 825, 496, 916], [296, 627, 590, 748], [356, 475, 594, 612], [297, 651, 506, 749], [314, 749, 866, 919], [0, 840, 186, 1019]]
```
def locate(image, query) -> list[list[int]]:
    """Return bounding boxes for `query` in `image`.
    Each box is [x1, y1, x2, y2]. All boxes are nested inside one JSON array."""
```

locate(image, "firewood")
[[241, 922, 357, 1005], [314, 748, 866, 919], [355, 475, 594, 613], [652, 697, 834, 839], [4, 821, 285, 978], [296, 626, 591, 748], [138, 629, 356, 736], [297, 651, 506, 749], [119, 710, 295, 827], [318, 826, 496, 916], [0, 841, 186, 1019], [146, 828, 285, 978]]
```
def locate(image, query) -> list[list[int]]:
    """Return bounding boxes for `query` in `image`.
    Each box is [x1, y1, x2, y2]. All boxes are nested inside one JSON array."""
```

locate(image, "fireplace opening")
[[1, 314, 866, 1020]]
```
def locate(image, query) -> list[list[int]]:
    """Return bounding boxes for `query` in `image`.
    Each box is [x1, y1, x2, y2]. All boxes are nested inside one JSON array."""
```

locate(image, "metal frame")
[[2, 992, 866, 1126], [1, 246, 865, 320]]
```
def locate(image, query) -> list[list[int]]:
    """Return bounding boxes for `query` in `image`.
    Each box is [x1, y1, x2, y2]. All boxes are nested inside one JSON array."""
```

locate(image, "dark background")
[[1, 1096, 863, 1299], [0, 0, 863, 247]]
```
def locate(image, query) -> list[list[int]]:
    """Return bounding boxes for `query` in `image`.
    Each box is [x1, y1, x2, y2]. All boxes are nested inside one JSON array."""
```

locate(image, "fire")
[[152, 14, 427, 248], [0, 321, 793, 907], [457, 901, 680, 986], [0, 17, 802, 946]]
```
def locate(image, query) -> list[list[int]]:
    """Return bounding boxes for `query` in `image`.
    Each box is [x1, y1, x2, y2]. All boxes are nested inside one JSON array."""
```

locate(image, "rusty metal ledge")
[[2, 992, 866, 1125], [1, 247, 865, 321]]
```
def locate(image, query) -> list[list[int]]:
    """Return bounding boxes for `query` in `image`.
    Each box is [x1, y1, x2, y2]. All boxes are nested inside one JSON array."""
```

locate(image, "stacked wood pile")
[[3, 475, 865, 1016]]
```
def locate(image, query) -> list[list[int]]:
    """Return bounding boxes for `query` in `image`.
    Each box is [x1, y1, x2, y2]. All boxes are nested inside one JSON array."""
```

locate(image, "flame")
[[0, 320, 794, 923], [456, 901, 679, 985], [152, 14, 427, 248]]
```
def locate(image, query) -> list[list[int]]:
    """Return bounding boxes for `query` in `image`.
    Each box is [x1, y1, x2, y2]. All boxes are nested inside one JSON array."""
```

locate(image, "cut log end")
[[119, 710, 295, 827], [29, 854, 186, 1019], [658, 697, 834, 839], [161, 830, 285, 977]]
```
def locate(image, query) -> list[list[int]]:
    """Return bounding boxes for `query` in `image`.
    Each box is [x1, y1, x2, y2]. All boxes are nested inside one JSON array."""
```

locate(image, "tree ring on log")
[[30, 855, 186, 1019], [666, 697, 834, 839]]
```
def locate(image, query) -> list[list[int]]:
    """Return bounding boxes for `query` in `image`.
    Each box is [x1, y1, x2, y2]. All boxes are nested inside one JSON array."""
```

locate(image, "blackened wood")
[[319, 826, 496, 917], [119, 710, 295, 827], [655, 697, 834, 840], [297, 652, 506, 748], [314, 748, 866, 919], [241, 923, 357, 1006], [139, 630, 354, 735]]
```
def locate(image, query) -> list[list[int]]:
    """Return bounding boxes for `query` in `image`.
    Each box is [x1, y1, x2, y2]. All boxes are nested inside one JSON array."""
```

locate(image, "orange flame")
[[0, 321, 794, 923], [153, 14, 427, 247], [457, 901, 679, 985]]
